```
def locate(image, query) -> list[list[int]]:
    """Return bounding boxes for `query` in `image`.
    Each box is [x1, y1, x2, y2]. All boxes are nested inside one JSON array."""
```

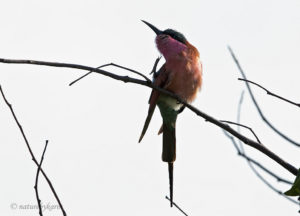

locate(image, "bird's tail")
[[162, 121, 176, 207], [168, 162, 174, 207], [162, 122, 176, 162], [157, 101, 178, 207]]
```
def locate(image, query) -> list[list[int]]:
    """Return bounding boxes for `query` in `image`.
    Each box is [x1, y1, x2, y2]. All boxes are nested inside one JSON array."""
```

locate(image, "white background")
[[0, 0, 300, 215]]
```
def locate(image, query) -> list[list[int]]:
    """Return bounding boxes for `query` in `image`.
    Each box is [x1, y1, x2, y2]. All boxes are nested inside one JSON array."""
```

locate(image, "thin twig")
[[69, 63, 111, 86], [220, 120, 262, 144], [0, 57, 298, 176], [236, 91, 245, 153], [0, 85, 66, 216], [165, 196, 188, 216], [34, 140, 49, 216], [150, 56, 161, 76], [223, 92, 296, 205], [223, 131, 292, 185], [243, 153, 293, 185], [69, 62, 151, 86], [235, 91, 294, 188], [246, 155, 298, 204], [227, 46, 300, 147], [238, 78, 300, 108]]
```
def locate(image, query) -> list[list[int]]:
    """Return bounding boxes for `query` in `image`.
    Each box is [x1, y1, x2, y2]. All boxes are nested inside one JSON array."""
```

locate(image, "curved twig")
[[227, 46, 300, 147], [238, 78, 300, 108], [223, 131, 294, 186], [223, 91, 296, 205], [223, 93, 293, 185], [0, 57, 298, 176], [34, 140, 49, 216]]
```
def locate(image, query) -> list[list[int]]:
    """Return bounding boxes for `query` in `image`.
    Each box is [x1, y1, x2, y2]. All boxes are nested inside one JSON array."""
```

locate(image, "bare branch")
[[227, 46, 300, 147], [69, 62, 151, 86], [244, 154, 293, 185], [223, 91, 296, 205], [165, 196, 188, 216], [246, 155, 298, 204], [0, 85, 66, 216], [224, 131, 293, 185], [234, 91, 294, 185], [238, 78, 300, 108], [0, 57, 298, 176], [34, 140, 49, 216]]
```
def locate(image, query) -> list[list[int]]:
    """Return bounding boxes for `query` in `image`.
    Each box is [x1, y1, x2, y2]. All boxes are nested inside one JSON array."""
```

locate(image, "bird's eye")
[[160, 35, 169, 39]]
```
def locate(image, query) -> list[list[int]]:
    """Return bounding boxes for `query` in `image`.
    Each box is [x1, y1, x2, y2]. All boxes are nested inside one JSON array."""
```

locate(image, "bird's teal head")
[[142, 20, 188, 59]]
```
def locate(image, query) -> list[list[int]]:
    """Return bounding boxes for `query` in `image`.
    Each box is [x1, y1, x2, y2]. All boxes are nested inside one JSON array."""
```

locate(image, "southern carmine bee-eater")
[[138, 20, 203, 207]]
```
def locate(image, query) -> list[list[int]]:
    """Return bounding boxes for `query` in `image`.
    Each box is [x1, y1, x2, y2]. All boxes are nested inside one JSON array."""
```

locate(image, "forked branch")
[[227, 46, 300, 147], [0, 85, 66, 216], [0, 57, 298, 177]]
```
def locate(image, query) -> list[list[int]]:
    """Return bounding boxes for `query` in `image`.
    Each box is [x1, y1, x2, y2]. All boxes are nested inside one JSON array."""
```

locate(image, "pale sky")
[[1, 0, 300, 215]]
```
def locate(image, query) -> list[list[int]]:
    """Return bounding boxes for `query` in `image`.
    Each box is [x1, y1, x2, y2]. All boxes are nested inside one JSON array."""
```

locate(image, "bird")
[[138, 20, 203, 207]]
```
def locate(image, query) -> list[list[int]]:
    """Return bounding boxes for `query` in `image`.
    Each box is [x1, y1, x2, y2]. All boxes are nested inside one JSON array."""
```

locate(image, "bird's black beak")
[[142, 20, 162, 35]]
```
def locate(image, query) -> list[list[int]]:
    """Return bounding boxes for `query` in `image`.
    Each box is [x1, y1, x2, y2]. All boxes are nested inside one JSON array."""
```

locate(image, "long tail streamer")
[[168, 162, 173, 207]]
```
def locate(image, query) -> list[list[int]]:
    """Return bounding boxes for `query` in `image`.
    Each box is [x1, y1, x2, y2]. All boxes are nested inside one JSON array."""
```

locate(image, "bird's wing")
[[138, 64, 171, 142]]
